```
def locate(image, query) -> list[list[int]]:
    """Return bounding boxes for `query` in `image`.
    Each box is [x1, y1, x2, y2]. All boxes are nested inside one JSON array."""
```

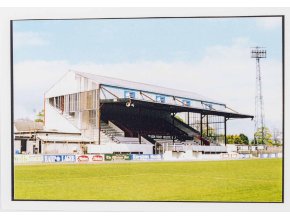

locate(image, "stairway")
[[100, 120, 124, 143], [167, 116, 211, 145], [48, 104, 117, 144]]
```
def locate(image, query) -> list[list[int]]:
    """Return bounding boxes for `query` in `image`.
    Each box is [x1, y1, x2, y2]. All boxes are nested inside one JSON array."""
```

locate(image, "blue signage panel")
[[131, 154, 162, 161], [43, 155, 76, 163], [131, 154, 150, 160], [149, 154, 162, 160]]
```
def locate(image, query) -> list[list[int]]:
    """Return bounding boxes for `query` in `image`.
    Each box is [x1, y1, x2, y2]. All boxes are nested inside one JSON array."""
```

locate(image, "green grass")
[[14, 159, 283, 202]]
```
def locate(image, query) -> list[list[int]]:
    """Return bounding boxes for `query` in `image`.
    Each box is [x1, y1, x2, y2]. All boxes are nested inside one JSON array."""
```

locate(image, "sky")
[[13, 17, 283, 139]]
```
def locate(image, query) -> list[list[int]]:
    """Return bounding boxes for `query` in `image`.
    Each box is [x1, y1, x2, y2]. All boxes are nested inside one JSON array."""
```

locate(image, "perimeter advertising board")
[[43, 155, 76, 163], [130, 154, 162, 161], [14, 154, 43, 164], [76, 154, 104, 162], [104, 154, 130, 161]]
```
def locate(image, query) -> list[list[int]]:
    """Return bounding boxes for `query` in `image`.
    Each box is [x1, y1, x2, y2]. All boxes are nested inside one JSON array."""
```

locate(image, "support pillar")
[[97, 86, 101, 145], [172, 112, 176, 144], [206, 115, 209, 137], [138, 107, 141, 144], [43, 94, 46, 126], [224, 117, 227, 146], [200, 113, 203, 145]]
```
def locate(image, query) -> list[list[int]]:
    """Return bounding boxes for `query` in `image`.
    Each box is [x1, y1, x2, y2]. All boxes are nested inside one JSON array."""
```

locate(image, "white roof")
[[75, 71, 224, 105], [14, 120, 44, 132]]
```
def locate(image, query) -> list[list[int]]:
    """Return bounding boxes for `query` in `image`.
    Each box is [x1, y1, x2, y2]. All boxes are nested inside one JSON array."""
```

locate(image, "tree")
[[272, 128, 282, 146], [239, 133, 249, 145], [201, 126, 216, 138], [226, 135, 235, 144], [233, 135, 243, 144], [35, 109, 44, 123], [226, 133, 249, 145], [254, 127, 273, 145]]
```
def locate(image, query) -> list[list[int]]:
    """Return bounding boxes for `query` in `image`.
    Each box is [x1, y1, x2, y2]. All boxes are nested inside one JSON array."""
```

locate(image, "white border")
[[0, 7, 289, 212], [1, 1, 290, 7]]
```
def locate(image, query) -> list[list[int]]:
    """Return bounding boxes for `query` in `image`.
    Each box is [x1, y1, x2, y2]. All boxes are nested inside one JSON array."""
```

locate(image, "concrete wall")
[[163, 150, 202, 160], [45, 72, 79, 98], [87, 143, 154, 154], [226, 144, 237, 152], [45, 102, 80, 133], [14, 140, 21, 154], [45, 71, 99, 98], [26, 141, 36, 155], [43, 143, 82, 154]]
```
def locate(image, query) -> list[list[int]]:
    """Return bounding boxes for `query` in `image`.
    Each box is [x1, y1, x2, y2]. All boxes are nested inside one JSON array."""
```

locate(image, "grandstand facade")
[[40, 70, 253, 155]]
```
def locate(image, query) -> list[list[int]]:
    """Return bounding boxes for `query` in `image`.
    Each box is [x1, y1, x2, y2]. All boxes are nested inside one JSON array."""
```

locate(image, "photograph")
[[12, 16, 283, 202]]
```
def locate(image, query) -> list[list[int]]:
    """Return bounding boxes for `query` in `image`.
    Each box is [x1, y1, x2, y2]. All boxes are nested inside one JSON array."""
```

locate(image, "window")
[[49, 97, 54, 106], [182, 99, 191, 106], [124, 90, 135, 99], [55, 97, 59, 109], [88, 110, 96, 126], [69, 93, 79, 112], [156, 95, 166, 103], [86, 90, 96, 110]]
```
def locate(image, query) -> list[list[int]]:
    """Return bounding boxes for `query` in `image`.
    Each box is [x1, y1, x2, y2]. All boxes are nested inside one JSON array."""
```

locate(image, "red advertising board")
[[92, 155, 103, 161], [76, 154, 104, 162], [77, 155, 90, 162]]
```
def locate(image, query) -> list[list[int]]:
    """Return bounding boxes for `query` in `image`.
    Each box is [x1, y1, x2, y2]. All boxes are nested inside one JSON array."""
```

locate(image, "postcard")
[[0, 7, 288, 212]]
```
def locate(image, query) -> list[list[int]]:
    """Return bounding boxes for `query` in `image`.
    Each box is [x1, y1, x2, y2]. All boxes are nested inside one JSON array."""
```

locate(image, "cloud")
[[13, 38, 283, 138], [255, 17, 282, 30], [13, 31, 49, 48]]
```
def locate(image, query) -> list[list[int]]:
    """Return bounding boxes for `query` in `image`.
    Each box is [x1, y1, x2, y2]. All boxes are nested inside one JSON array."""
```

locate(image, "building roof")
[[14, 120, 44, 132], [102, 98, 254, 119], [75, 70, 225, 106], [37, 134, 94, 143], [14, 130, 82, 135]]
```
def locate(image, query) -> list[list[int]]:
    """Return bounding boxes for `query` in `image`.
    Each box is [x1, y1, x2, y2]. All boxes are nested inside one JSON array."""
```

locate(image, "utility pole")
[[251, 47, 267, 145]]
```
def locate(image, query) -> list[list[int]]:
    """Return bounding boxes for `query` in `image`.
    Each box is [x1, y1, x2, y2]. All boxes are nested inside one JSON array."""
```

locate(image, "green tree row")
[[227, 127, 282, 146], [226, 134, 249, 145], [251, 127, 282, 146]]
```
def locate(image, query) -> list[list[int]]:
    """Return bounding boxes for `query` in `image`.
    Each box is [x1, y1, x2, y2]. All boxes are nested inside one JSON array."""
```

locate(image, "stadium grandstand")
[[22, 69, 254, 157]]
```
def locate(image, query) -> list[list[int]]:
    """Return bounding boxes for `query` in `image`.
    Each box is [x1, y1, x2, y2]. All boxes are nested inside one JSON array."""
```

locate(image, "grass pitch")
[[14, 158, 282, 202]]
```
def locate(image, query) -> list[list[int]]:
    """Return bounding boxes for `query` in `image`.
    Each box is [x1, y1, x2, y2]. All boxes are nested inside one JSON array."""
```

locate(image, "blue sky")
[[13, 17, 283, 138], [13, 17, 282, 64]]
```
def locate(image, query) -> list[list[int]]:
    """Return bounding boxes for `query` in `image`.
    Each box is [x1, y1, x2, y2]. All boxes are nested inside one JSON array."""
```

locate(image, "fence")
[[14, 153, 162, 164], [14, 151, 282, 164]]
